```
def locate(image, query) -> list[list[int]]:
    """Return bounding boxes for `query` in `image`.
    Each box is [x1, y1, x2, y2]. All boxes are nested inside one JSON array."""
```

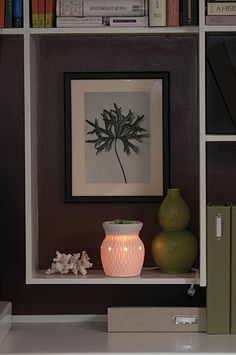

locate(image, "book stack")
[[28, 0, 199, 28], [0, 0, 23, 28], [207, 204, 236, 334], [55, 0, 148, 28], [31, 0, 56, 28], [54, 0, 198, 28], [206, 0, 236, 25]]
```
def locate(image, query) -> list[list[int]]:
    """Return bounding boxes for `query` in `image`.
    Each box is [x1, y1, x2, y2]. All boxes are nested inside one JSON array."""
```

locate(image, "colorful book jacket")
[[46, 0, 56, 27], [38, 0, 44, 27], [13, 0, 23, 27], [31, 0, 38, 27]]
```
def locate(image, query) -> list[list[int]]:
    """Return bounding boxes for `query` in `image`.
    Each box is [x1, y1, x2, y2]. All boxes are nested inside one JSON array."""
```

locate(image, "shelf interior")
[[26, 33, 200, 282]]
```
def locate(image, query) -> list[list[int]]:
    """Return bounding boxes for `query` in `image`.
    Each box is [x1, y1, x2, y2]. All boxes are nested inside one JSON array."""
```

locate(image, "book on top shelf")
[[31, 0, 38, 27], [38, 0, 44, 27], [12, 0, 23, 27], [45, 0, 56, 27], [206, 15, 236, 25], [56, 15, 148, 27], [167, 0, 180, 26], [56, 0, 146, 17], [148, 0, 166, 26], [180, 0, 198, 25], [5, 0, 13, 27], [0, 0, 4, 27], [207, 3, 236, 15], [207, 0, 236, 2]]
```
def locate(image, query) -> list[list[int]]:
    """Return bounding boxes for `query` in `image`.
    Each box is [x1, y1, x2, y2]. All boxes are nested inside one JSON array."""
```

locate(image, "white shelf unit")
[[198, 3, 236, 287], [2, 1, 234, 286]]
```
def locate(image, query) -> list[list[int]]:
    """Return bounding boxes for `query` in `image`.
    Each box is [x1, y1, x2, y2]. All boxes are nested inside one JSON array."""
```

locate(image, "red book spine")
[[31, 0, 39, 27], [45, 0, 55, 27], [0, 0, 5, 27], [38, 0, 45, 27], [167, 0, 180, 26]]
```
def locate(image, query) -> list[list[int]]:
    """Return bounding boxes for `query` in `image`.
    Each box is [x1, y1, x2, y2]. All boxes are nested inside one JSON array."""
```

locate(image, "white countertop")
[[1, 322, 236, 355]]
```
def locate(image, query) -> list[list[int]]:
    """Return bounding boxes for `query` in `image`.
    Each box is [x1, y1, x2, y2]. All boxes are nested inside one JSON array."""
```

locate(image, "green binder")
[[207, 205, 231, 334], [231, 206, 236, 333]]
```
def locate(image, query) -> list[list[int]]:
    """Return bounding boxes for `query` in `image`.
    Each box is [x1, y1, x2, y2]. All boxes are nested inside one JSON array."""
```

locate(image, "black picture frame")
[[64, 72, 169, 203]]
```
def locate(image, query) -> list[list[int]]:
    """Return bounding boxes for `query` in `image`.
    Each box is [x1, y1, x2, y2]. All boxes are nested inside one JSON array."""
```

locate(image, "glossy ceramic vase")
[[101, 221, 145, 277], [151, 188, 198, 273]]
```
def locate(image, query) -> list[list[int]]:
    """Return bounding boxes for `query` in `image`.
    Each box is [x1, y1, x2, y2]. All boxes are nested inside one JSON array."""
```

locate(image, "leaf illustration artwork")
[[85, 103, 149, 183]]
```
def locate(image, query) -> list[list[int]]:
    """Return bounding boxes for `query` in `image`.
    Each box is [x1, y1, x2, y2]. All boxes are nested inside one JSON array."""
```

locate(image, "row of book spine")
[[30, 0, 199, 28], [31, 0, 55, 28], [206, 0, 236, 25], [207, 205, 236, 334], [0, 0, 23, 28]]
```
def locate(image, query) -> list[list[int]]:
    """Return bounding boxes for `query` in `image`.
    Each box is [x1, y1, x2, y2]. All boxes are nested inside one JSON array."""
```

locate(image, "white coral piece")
[[46, 251, 93, 276]]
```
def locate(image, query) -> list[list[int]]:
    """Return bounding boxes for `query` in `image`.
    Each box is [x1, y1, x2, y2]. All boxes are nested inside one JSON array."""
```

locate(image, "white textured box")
[[108, 307, 206, 332], [0, 302, 12, 347]]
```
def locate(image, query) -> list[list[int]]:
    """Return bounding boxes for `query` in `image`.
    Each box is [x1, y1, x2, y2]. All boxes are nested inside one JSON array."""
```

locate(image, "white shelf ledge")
[[0, 29, 24, 35], [0, 26, 199, 36], [27, 268, 197, 284], [205, 135, 236, 142], [2, 321, 236, 354], [205, 25, 236, 33], [28, 26, 199, 35]]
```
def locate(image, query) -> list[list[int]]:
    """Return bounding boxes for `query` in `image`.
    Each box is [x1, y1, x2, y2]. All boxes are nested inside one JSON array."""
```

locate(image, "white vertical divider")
[[23, 0, 29, 29], [199, 0, 207, 286], [24, 29, 33, 283], [24, 0, 39, 283]]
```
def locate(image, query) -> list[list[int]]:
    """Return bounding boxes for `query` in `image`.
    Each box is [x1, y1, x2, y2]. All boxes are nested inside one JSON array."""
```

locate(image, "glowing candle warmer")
[[101, 221, 145, 277]]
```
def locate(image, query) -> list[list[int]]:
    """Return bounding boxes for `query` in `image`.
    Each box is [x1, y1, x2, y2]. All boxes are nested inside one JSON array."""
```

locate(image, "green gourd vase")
[[151, 188, 198, 273]]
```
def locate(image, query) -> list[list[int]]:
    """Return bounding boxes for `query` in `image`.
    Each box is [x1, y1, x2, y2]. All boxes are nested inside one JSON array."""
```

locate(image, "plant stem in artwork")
[[114, 138, 127, 183]]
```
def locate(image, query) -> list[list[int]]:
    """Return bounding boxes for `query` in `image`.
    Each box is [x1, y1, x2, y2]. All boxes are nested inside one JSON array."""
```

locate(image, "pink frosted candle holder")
[[101, 220, 145, 277]]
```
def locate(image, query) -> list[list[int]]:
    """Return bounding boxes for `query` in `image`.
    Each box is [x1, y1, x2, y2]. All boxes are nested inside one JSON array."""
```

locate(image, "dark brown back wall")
[[0, 35, 205, 315]]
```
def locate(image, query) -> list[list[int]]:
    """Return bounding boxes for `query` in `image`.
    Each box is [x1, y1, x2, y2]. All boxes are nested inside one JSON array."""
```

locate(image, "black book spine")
[[180, 0, 198, 26]]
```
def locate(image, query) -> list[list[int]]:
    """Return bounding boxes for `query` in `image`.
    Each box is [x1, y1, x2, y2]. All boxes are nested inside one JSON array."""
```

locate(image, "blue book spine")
[[13, 0, 23, 27]]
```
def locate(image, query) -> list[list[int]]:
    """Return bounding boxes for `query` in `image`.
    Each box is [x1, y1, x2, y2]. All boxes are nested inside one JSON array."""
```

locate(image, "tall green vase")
[[158, 188, 190, 231], [151, 188, 198, 273]]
